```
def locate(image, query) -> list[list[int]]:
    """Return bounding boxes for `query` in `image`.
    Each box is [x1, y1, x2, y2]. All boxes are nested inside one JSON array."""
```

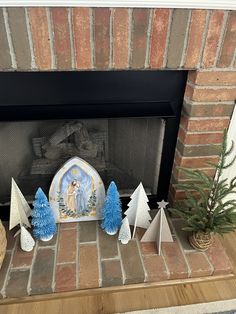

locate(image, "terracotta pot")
[[189, 230, 213, 251], [0, 220, 7, 269]]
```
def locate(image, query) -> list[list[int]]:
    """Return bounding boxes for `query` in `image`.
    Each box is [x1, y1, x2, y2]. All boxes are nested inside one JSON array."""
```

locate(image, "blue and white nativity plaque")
[[49, 156, 105, 223]]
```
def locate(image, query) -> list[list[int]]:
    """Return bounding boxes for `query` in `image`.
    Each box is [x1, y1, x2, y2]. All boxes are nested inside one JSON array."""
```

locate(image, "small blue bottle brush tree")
[[101, 181, 122, 235], [32, 188, 57, 241]]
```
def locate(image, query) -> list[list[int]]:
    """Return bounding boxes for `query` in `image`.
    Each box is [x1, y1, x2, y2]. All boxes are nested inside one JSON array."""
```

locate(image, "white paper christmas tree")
[[10, 178, 31, 230], [141, 200, 173, 255], [20, 226, 35, 252], [124, 182, 152, 238], [118, 217, 131, 244], [10, 178, 35, 252]]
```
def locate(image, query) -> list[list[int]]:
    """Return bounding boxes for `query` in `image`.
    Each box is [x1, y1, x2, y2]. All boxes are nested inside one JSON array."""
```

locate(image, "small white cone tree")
[[20, 226, 35, 252], [124, 182, 152, 238], [118, 217, 131, 244], [10, 178, 35, 252], [141, 202, 173, 255]]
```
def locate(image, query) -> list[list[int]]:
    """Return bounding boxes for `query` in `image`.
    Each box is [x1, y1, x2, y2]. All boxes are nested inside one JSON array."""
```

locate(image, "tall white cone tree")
[[124, 182, 151, 238], [10, 178, 35, 252], [141, 201, 173, 255], [10, 178, 31, 230], [118, 217, 131, 244]]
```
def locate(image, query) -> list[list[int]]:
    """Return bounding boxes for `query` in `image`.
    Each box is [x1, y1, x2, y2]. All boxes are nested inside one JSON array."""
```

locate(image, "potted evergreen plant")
[[171, 129, 236, 251]]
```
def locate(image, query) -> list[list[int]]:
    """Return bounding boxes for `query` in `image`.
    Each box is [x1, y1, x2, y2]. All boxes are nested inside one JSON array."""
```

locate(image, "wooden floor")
[[1, 232, 236, 314]]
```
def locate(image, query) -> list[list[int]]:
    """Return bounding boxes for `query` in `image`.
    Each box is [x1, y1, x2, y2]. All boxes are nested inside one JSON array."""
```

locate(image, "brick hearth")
[[0, 220, 233, 299]]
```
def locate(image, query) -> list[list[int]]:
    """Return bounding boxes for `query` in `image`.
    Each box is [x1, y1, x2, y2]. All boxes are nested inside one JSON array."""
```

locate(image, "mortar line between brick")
[[181, 113, 230, 121], [96, 221, 102, 287], [175, 149, 219, 160], [1, 234, 18, 298], [197, 67, 236, 72], [10, 265, 31, 270], [128, 8, 133, 69], [202, 252, 214, 275], [68, 8, 75, 70], [144, 9, 153, 69], [46, 8, 56, 70], [56, 261, 77, 266], [25, 8, 36, 69], [37, 243, 60, 250], [181, 115, 230, 120], [180, 9, 191, 68], [163, 8, 173, 68], [160, 252, 170, 280], [178, 128, 224, 140], [198, 10, 211, 69], [187, 81, 236, 90], [135, 238, 148, 282], [76, 222, 79, 289], [169, 219, 191, 278], [79, 240, 97, 245], [140, 253, 158, 257], [230, 50, 236, 68], [3, 8, 17, 69], [109, 8, 113, 69], [27, 238, 39, 296], [52, 224, 60, 292], [89, 8, 95, 69], [185, 100, 235, 105], [179, 125, 225, 135], [100, 257, 120, 262], [178, 140, 221, 148], [215, 11, 229, 68], [117, 240, 125, 285], [37, 244, 57, 249]]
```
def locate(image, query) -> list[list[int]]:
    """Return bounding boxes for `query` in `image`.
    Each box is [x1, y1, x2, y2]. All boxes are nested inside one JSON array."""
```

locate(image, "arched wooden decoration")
[[49, 156, 105, 223]]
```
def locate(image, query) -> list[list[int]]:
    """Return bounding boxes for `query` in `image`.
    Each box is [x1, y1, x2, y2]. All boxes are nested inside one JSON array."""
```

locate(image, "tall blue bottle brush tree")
[[32, 188, 57, 240], [101, 181, 122, 235]]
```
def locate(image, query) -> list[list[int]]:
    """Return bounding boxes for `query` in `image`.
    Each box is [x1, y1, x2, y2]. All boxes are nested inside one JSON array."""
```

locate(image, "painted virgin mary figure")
[[76, 183, 87, 215], [66, 180, 79, 212]]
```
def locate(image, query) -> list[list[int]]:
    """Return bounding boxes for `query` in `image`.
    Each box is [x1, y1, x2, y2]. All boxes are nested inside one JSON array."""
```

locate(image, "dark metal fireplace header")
[[0, 71, 186, 121], [0, 71, 187, 216]]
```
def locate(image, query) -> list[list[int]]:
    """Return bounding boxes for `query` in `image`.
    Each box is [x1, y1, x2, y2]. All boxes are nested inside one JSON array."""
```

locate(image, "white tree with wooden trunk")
[[141, 200, 173, 255], [124, 182, 151, 238], [10, 178, 35, 252], [118, 217, 131, 244]]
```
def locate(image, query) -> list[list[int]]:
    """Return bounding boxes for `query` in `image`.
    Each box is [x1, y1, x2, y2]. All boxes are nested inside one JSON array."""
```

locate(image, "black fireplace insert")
[[0, 70, 187, 219]]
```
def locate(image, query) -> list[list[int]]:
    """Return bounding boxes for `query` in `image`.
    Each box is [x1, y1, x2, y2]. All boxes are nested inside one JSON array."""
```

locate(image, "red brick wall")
[[0, 8, 235, 71], [170, 70, 236, 203], [0, 7, 235, 202]]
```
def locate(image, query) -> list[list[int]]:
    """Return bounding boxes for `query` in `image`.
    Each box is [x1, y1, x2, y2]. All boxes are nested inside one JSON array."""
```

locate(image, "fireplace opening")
[[0, 70, 187, 219]]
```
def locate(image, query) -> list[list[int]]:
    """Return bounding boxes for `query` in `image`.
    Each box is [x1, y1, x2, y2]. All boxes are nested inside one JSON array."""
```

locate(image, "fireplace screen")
[[0, 117, 165, 205]]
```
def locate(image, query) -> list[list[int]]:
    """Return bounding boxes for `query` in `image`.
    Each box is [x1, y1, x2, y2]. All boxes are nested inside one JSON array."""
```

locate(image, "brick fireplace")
[[0, 6, 235, 299], [0, 7, 235, 205]]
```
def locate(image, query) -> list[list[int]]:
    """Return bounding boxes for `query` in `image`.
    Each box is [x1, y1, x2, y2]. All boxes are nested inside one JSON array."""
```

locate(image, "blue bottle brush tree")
[[101, 181, 122, 235], [32, 188, 57, 241]]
